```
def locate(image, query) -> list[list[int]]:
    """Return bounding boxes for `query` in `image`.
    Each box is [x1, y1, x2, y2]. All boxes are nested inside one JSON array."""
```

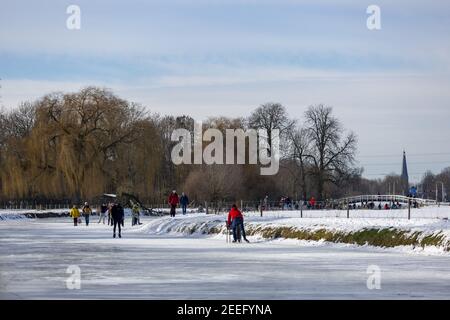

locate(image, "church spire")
[[401, 150, 409, 194]]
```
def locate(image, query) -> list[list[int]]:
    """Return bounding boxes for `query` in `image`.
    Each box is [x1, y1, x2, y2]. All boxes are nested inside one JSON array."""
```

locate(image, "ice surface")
[[1, 216, 450, 299]]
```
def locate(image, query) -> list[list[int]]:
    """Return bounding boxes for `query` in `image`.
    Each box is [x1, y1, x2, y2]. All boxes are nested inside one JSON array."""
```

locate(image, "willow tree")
[[31, 87, 146, 201], [0, 103, 37, 199]]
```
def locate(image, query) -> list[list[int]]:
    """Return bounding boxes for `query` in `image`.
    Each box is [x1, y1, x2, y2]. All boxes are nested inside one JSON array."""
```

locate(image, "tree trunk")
[[317, 173, 324, 201]]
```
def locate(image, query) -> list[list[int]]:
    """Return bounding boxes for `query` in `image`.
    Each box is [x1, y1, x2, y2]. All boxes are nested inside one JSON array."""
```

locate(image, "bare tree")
[[304, 104, 357, 200], [5, 102, 36, 138], [420, 171, 436, 199], [0, 77, 3, 108], [183, 165, 244, 202], [287, 126, 311, 200], [436, 167, 450, 201], [248, 102, 295, 156], [0, 108, 6, 147]]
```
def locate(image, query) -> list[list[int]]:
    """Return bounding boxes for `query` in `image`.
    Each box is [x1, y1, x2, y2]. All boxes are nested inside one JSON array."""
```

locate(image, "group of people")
[[168, 190, 189, 217], [70, 202, 126, 238], [68, 190, 251, 243], [279, 196, 293, 209], [70, 202, 93, 226], [169, 190, 249, 243]]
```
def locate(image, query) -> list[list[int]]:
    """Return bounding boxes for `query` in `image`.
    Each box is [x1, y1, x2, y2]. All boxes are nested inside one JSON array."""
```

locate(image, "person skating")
[[168, 190, 179, 217], [118, 202, 125, 227], [227, 204, 249, 243], [107, 202, 113, 226], [180, 192, 189, 215], [263, 195, 269, 210], [111, 203, 124, 238], [132, 204, 140, 226], [82, 202, 92, 226], [309, 196, 316, 209], [121, 204, 125, 227], [70, 205, 80, 226], [98, 203, 107, 224]]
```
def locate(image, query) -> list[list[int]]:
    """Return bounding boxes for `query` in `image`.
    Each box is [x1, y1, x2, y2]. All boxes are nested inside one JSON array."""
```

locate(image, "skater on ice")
[[70, 205, 80, 226], [263, 195, 269, 210], [227, 204, 250, 243], [107, 202, 114, 226], [309, 196, 316, 209], [118, 202, 125, 227], [111, 202, 124, 238], [132, 203, 141, 226], [168, 190, 179, 217], [180, 192, 189, 215], [98, 203, 108, 224], [82, 202, 92, 226]]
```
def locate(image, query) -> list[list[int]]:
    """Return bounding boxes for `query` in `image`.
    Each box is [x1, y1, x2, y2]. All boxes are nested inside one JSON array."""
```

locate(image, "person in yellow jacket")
[[132, 204, 140, 226], [70, 205, 80, 226], [82, 202, 92, 226]]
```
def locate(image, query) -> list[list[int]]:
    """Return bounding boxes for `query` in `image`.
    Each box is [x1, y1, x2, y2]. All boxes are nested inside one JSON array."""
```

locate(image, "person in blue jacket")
[[180, 192, 189, 215]]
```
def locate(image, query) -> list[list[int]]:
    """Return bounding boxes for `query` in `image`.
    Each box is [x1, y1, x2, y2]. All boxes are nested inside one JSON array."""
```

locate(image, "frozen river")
[[1, 217, 449, 299]]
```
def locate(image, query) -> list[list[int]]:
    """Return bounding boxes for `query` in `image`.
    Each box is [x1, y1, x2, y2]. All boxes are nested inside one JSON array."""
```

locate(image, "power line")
[[357, 152, 450, 158], [358, 161, 450, 166], [363, 172, 438, 176]]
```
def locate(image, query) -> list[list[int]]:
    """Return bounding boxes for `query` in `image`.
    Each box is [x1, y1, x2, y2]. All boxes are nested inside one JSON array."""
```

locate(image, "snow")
[[0, 208, 70, 216], [2, 205, 448, 220], [1, 216, 450, 299], [133, 209, 450, 252], [137, 210, 450, 234]]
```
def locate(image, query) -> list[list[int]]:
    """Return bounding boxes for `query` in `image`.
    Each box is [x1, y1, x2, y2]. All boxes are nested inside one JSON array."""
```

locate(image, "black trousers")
[[113, 219, 122, 234], [170, 205, 176, 217], [231, 217, 247, 242]]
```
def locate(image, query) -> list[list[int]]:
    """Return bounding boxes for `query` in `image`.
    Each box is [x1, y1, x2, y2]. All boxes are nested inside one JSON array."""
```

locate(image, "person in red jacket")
[[309, 196, 316, 209], [227, 204, 249, 243], [168, 190, 179, 217]]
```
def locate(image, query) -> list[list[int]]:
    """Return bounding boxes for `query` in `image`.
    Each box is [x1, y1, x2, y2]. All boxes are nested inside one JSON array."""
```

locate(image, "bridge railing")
[[335, 194, 442, 207]]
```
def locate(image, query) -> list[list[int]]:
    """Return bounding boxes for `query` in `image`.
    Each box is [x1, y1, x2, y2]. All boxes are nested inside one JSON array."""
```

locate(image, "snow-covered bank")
[[0, 208, 143, 221], [135, 211, 450, 253], [0, 209, 71, 220], [0, 212, 28, 221]]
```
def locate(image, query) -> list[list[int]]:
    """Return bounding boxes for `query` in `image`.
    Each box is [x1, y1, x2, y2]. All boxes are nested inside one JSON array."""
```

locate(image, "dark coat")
[[180, 195, 189, 206], [111, 204, 124, 221]]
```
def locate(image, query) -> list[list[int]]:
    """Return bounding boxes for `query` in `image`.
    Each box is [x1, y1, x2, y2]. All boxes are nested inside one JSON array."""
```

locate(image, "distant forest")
[[0, 87, 448, 204]]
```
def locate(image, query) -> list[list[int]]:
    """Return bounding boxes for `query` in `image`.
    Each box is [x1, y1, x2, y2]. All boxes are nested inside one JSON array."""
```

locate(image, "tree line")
[[1, 87, 447, 204]]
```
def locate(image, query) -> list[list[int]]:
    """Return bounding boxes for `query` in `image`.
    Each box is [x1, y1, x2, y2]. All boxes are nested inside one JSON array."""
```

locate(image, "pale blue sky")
[[1, 0, 450, 181]]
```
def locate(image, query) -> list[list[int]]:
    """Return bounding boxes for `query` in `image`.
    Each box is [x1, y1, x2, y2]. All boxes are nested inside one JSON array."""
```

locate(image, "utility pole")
[[408, 199, 411, 220], [436, 182, 445, 202]]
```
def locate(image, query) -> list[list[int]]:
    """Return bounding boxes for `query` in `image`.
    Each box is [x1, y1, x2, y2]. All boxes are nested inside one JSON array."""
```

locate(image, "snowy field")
[[1, 214, 450, 299]]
